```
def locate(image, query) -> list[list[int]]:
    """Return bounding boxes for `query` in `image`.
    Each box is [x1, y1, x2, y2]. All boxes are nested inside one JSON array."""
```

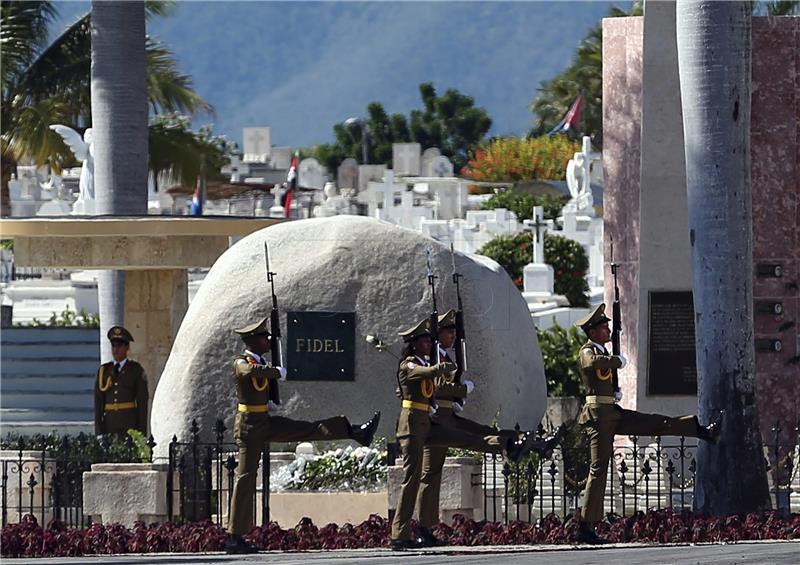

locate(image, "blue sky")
[[52, 1, 620, 148]]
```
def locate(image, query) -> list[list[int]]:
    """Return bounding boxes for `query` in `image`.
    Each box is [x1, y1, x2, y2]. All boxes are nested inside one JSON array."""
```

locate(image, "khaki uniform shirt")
[[577, 341, 623, 425], [233, 352, 282, 406], [396, 355, 454, 438], [94, 359, 148, 434]]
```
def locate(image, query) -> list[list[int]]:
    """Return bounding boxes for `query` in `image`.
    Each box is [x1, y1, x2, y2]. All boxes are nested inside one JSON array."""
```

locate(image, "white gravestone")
[[392, 143, 421, 176], [431, 155, 454, 178], [221, 155, 247, 182], [299, 158, 327, 190], [337, 158, 359, 190], [270, 147, 292, 170], [313, 182, 352, 217], [421, 147, 442, 177], [243, 127, 271, 164], [357, 164, 386, 193], [522, 206, 562, 307]]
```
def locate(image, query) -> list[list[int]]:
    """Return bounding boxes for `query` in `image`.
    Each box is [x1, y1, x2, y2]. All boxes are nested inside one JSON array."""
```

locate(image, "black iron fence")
[[481, 421, 800, 524], [166, 419, 271, 527], [2, 419, 798, 529], [0, 433, 154, 528]]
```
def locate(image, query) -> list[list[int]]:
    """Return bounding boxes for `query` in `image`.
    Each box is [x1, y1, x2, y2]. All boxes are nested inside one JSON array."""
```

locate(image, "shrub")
[[461, 135, 580, 182], [0, 431, 149, 463], [477, 232, 590, 307], [14, 305, 100, 328], [536, 322, 587, 398], [480, 190, 566, 222]]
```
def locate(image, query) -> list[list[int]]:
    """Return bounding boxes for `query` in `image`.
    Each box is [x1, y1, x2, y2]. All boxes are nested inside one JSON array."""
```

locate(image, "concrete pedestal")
[[82, 463, 169, 527]]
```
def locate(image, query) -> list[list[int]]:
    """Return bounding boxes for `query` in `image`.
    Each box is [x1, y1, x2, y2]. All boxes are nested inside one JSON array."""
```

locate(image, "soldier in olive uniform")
[[391, 318, 542, 550], [226, 317, 381, 554], [415, 310, 564, 546], [575, 304, 722, 544], [94, 326, 148, 437]]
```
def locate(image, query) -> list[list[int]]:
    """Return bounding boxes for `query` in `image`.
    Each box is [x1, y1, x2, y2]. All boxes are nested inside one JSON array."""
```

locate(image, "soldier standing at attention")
[[574, 304, 723, 544], [415, 310, 564, 546], [390, 318, 542, 551], [94, 326, 148, 437], [226, 317, 381, 554]]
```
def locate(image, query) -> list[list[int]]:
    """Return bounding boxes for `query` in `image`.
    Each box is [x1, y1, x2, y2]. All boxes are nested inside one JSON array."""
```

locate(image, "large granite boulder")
[[151, 216, 546, 454]]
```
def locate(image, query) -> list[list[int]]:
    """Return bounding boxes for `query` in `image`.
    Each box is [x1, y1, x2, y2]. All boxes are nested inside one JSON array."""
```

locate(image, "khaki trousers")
[[391, 415, 506, 540], [581, 408, 698, 523], [417, 409, 518, 527], [227, 412, 351, 535]]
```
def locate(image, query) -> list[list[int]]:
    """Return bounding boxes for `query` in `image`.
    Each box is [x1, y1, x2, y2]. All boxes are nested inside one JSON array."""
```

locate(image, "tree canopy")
[[309, 82, 491, 172]]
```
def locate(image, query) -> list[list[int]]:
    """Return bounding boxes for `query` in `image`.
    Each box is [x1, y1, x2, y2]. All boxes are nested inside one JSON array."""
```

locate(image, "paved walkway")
[[16, 540, 800, 564]]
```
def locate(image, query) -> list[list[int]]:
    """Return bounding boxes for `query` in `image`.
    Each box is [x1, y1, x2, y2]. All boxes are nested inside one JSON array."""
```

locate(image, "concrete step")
[[0, 328, 99, 344], [0, 358, 98, 376], [0, 408, 93, 423], [1, 374, 95, 393], [0, 342, 99, 359], [0, 392, 93, 410]]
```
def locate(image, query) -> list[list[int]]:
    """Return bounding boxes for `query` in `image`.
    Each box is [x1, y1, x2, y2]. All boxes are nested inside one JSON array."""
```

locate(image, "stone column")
[[124, 269, 188, 428]]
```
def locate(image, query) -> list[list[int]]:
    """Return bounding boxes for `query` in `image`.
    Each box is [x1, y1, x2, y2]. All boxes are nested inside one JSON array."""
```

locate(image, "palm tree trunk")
[[90, 1, 148, 359], [676, 0, 770, 514]]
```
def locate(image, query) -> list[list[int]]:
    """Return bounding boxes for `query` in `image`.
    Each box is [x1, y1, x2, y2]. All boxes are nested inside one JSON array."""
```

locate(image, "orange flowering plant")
[[460, 135, 580, 182]]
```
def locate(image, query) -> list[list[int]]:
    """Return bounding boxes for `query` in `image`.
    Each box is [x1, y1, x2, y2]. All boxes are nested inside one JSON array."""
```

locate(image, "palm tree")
[[0, 0, 210, 215], [676, 0, 770, 515]]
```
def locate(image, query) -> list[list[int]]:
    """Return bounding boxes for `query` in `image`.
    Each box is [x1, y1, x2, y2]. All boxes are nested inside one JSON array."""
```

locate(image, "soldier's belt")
[[402, 400, 431, 412], [238, 403, 269, 413], [585, 395, 615, 405], [104, 402, 136, 411], [436, 400, 455, 409]]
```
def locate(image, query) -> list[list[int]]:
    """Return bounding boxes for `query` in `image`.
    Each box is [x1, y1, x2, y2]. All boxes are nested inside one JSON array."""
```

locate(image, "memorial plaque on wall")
[[286, 312, 355, 381], [647, 291, 698, 395]]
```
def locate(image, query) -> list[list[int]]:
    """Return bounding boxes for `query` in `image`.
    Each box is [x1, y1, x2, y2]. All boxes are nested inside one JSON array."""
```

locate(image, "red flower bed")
[[2, 511, 799, 557]]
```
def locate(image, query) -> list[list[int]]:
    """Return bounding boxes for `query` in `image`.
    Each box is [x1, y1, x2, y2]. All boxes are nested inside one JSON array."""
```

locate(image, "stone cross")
[[522, 206, 550, 264]]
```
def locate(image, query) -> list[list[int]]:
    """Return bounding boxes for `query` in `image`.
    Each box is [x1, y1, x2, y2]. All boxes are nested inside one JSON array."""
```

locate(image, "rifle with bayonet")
[[610, 236, 621, 395], [264, 243, 282, 406], [426, 246, 441, 362], [450, 243, 467, 382]]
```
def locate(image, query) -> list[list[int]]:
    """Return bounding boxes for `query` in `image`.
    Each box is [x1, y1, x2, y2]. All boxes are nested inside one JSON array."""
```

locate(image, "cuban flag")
[[280, 152, 299, 219], [189, 183, 203, 216], [548, 95, 583, 136]]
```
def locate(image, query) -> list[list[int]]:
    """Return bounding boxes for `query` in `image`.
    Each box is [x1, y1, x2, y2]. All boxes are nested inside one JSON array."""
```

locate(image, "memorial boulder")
[[151, 216, 546, 454]]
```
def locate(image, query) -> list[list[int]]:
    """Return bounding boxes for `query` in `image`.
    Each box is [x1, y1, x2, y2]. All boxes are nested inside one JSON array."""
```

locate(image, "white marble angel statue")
[[49, 125, 94, 215]]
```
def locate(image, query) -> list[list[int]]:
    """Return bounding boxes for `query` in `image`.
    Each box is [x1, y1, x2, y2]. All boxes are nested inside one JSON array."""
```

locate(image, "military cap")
[[107, 325, 134, 343], [574, 304, 611, 332], [234, 317, 271, 339], [437, 309, 457, 329], [398, 318, 432, 342]]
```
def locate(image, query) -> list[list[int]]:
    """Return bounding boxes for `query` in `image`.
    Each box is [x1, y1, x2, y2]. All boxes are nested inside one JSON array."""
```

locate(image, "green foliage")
[[15, 305, 99, 328], [0, 239, 13, 251], [462, 136, 580, 182], [754, 1, 800, 15], [480, 190, 567, 222], [536, 322, 587, 397], [0, 430, 148, 463], [528, 2, 642, 144], [308, 82, 490, 172], [477, 232, 590, 307]]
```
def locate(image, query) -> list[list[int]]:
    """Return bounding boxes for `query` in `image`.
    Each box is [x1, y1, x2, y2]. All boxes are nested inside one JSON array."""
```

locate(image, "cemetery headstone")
[[299, 158, 327, 190], [421, 147, 442, 176], [431, 155, 454, 178], [337, 158, 359, 190], [243, 127, 271, 163], [357, 164, 386, 193], [270, 147, 292, 170], [392, 143, 421, 176]]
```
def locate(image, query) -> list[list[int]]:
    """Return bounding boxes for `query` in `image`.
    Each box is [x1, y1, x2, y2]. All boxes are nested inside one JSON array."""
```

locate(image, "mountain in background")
[[52, 1, 618, 148]]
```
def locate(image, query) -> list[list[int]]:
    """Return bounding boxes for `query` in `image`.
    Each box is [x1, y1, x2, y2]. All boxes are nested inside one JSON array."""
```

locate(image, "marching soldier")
[[415, 310, 563, 546], [226, 317, 381, 554], [574, 304, 722, 544], [94, 326, 148, 437], [391, 318, 542, 550]]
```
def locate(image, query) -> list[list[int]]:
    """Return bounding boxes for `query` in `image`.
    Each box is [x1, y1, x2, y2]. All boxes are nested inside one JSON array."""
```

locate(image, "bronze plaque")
[[647, 291, 698, 395], [286, 311, 355, 381]]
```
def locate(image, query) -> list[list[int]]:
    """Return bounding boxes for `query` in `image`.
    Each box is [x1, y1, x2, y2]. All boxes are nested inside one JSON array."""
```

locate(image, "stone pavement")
[[17, 540, 800, 565]]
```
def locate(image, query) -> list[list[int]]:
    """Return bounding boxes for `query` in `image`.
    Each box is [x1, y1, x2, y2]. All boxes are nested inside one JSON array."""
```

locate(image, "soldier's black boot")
[[351, 411, 381, 446], [575, 521, 606, 545], [224, 534, 258, 554], [391, 537, 425, 551], [420, 527, 444, 547], [697, 410, 724, 444], [506, 433, 535, 463], [531, 424, 567, 460]]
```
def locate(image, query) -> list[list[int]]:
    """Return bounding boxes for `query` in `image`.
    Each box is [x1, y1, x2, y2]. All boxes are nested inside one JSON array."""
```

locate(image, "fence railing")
[[2, 419, 798, 529]]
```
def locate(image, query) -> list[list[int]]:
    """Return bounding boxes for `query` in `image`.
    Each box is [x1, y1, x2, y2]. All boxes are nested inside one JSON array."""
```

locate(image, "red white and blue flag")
[[189, 179, 203, 216], [548, 95, 583, 135], [281, 152, 299, 218]]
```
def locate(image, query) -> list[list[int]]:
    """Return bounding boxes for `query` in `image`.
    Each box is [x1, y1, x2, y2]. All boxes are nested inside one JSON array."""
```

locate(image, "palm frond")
[[1, 1, 58, 90], [146, 38, 212, 115]]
